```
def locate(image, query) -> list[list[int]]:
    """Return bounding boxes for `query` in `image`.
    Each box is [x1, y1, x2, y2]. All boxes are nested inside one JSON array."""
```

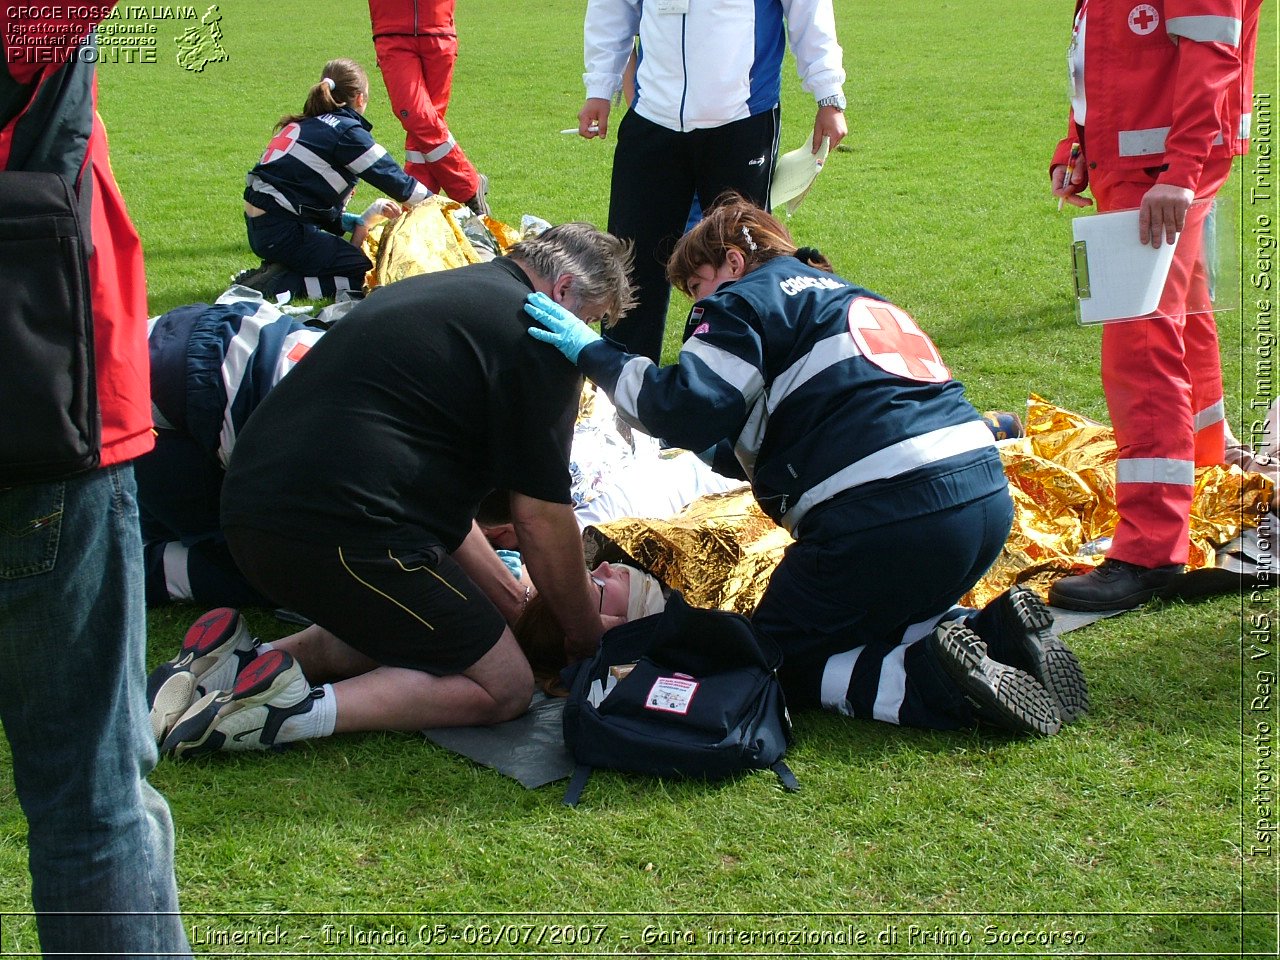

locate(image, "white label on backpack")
[[646, 676, 699, 714]]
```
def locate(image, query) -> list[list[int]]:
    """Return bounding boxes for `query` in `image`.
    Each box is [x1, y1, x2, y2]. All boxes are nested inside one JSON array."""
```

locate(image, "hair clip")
[[323, 77, 337, 91], [741, 226, 758, 252]]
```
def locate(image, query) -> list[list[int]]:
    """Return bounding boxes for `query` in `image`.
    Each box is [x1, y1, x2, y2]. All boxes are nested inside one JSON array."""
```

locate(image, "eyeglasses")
[[591, 575, 606, 612]]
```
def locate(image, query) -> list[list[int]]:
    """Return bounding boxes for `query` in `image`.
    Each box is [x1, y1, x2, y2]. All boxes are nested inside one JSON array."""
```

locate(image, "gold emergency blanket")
[[583, 396, 1274, 614], [361, 199, 518, 290]]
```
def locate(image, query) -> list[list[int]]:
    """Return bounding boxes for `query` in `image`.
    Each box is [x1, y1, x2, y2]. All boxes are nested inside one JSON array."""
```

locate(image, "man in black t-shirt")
[[154, 224, 636, 757]]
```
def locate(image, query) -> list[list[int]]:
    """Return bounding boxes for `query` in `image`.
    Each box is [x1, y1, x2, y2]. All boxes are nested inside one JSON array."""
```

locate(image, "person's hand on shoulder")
[[524, 292, 602, 363]]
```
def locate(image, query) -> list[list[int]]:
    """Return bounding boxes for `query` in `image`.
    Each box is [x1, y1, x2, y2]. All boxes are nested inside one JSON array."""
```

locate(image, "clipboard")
[[1071, 207, 1179, 325]]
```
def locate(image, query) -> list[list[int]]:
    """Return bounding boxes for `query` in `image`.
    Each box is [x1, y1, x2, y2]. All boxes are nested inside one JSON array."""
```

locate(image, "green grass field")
[[1, 0, 1278, 954]]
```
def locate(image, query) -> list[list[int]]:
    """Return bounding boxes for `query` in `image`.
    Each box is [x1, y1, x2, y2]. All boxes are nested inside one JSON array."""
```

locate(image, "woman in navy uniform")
[[524, 195, 1088, 735], [241, 58, 431, 299]]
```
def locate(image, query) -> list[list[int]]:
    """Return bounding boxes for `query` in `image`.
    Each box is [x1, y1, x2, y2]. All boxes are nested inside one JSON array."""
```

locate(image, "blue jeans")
[[0, 465, 192, 958]]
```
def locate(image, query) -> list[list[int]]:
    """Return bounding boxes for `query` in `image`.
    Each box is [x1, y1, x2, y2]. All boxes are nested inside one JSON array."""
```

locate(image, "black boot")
[[973, 586, 1090, 724], [926, 621, 1061, 736], [1048, 559, 1182, 612]]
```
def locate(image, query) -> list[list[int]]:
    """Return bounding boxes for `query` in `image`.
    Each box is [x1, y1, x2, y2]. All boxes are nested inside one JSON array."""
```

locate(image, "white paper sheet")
[[1071, 208, 1178, 325]]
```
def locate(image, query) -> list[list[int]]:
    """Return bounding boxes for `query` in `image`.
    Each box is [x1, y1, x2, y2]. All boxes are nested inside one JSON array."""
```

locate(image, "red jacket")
[[368, 0, 456, 38], [1053, 0, 1262, 190], [1, 4, 153, 467]]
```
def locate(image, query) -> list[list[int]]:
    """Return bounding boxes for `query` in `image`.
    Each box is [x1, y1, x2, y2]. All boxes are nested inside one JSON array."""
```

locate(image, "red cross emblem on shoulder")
[[847, 297, 950, 383], [259, 123, 300, 164], [1128, 4, 1159, 35]]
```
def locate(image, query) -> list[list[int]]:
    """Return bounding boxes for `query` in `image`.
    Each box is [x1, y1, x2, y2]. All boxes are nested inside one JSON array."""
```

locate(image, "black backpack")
[[561, 592, 798, 806]]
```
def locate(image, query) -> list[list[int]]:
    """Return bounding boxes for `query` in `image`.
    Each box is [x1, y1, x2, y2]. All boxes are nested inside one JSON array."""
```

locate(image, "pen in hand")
[[1057, 143, 1081, 211]]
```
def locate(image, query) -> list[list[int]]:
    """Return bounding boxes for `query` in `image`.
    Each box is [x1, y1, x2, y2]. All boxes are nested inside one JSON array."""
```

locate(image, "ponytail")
[[275, 58, 369, 131]]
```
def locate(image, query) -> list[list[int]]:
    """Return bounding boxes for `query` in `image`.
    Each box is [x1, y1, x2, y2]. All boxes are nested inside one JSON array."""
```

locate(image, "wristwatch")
[[817, 93, 846, 111]]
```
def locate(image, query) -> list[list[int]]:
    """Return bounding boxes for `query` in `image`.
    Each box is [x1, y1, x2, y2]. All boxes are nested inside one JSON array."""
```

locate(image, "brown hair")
[[513, 594, 571, 696], [665, 192, 834, 298], [276, 58, 369, 131]]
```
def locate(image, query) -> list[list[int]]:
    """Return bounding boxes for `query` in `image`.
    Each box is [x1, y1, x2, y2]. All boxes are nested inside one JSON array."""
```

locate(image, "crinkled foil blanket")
[[583, 395, 1273, 612], [361, 197, 521, 289]]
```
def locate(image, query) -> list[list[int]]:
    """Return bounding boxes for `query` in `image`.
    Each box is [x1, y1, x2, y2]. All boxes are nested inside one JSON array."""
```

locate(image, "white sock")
[[256, 641, 275, 654], [278, 683, 337, 742], [162, 542, 193, 601]]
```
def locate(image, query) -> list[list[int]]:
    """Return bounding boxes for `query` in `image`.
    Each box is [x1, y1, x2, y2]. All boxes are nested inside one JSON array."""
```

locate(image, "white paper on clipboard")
[[1071, 208, 1178, 325]]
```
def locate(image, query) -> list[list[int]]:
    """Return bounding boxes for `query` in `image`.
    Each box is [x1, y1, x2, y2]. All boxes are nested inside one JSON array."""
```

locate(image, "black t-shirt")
[[221, 258, 581, 551]]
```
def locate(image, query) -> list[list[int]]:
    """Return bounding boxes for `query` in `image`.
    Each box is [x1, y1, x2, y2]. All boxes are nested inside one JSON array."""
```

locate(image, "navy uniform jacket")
[[244, 106, 430, 232], [577, 256, 1006, 535], [148, 300, 324, 468]]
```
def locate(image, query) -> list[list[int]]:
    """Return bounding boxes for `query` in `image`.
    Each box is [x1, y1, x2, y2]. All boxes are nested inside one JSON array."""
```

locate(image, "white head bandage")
[[623, 565, 668, 620]]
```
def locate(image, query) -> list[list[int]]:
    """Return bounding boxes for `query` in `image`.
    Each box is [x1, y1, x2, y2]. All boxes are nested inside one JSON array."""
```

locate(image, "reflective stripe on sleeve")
[[682, 336, 765, 399], [1166, 14, 1241, 44], [346, 143, 389, 174], [1118, 126, 1170, 157], [611, 354, 657, 426]]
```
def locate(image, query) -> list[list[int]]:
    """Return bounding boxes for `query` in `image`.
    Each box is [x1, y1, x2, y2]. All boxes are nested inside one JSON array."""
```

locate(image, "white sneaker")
[[146, 608, 258, 744], [161, 650, 317, 759]]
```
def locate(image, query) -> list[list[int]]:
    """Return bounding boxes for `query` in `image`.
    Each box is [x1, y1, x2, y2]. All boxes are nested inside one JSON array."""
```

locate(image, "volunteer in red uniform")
[[368, 0, 489, 215], [1048, 0, 1263, 611]]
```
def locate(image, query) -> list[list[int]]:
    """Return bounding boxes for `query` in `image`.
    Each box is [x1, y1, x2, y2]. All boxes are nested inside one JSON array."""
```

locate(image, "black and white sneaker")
[[146, 608, 258, 744], [161, 650, 318, 759], [928, 621, 1061, 736], [984, 586, 1089, 724]]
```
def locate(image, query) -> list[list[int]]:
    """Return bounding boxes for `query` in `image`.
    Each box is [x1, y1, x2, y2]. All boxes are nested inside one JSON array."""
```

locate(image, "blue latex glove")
[[523, 291, 600, 363], [340, 211, 361, 233], [496, 549, 523, 580]]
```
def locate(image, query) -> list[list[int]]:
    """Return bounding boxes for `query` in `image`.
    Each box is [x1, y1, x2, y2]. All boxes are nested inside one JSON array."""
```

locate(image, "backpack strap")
[[772, 760, 800, 792], [562, 764, 593, 807]]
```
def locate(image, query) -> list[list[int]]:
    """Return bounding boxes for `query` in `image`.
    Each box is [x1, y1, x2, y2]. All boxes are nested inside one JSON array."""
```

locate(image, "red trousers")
[[374, 33, 479, 202], [1090, 156, 1233, 567]]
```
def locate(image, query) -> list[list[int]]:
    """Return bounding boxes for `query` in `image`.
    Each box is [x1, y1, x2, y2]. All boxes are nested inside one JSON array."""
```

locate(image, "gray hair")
[[508, 222, 636, 326]]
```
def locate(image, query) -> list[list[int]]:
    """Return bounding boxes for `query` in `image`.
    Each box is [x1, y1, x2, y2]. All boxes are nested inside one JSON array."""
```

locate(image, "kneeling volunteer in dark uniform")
[[240, 57, 431, 300], [524, 195, 1088, 735], [152, 223, 635, 756]]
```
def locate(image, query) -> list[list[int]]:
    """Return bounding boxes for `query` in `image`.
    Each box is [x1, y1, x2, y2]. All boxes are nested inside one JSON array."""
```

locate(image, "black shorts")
[[226, 526, 505, 675]]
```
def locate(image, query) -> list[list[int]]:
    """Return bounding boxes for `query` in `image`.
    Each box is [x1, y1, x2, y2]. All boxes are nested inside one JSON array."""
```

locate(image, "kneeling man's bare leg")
[[332, 628, 534, 731]]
